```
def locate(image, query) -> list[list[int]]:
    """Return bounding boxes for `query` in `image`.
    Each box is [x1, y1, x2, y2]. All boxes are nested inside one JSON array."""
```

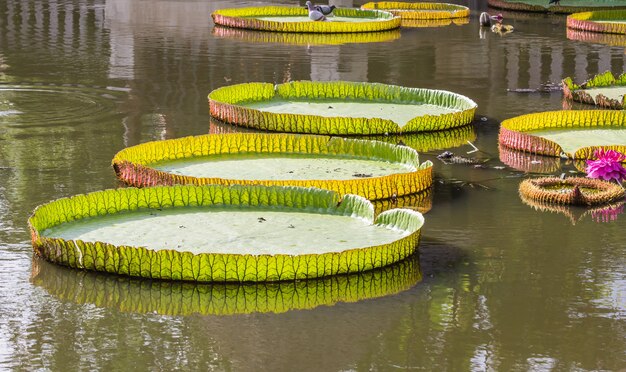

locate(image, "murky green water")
[[0, 0, 625, 370]]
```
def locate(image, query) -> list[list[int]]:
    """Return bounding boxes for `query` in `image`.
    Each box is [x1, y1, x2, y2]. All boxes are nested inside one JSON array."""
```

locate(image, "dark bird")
[[548, 0, 560, 5], [479, 12, 503, 27], [314, 3, 336, 15], [305, 1, 327, 21]]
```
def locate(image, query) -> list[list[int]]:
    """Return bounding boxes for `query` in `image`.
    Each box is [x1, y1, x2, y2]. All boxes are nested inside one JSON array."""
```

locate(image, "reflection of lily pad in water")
[[488, 0, 626, 14], [208, 81, 477, 135], [29, 185, 425, 282], [31, 255, 422, 316], [211, 7, 400, 33], [368, 125, 476, 153], [520, 193, 625, 225], [568, 10, 626, 34], [567, 27, 626, 47], [113, 133, 433, 201], [211, 25, 401, 45], [372, 188, 433, 216], [498, 145, 562, 174], [562, 71, 626, 109], [499, 110, 626, 159], [400, 18, 469, 28], [361, 2, 469, 19]]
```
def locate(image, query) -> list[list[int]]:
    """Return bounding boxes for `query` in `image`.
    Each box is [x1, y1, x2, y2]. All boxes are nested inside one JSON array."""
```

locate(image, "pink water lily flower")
[[585, 149, 626, 183]]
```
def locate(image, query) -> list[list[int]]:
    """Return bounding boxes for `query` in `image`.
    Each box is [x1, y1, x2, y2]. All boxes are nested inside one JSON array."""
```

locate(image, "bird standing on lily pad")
[[548, 0, 561, 6], [305, 1, 331, 21], [586, 149, 626, 185]]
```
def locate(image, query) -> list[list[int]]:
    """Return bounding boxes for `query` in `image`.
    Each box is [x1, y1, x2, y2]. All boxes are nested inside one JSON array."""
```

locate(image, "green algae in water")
[[242, 98, 458, 128], [528, 128, 626, 155], [152, 153, 415, 181], [42, 207, 409, 255], [581, 86, 626, 102]]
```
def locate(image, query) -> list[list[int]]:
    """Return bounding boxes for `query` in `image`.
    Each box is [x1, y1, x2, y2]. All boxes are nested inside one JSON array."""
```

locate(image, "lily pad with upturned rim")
[[31, 255, 421, 316], [29, 184, 425, 282], [360, 2, 469, 20], [211, 6, 401, 33], [568, 10, 626, 34], [562, 71, 626, 109], [208, 81, 477, 135], [519, 176, 625, 206], [112, 133, 433, 201], [498, 110, 626, 159], [488, 0, 626, 14]]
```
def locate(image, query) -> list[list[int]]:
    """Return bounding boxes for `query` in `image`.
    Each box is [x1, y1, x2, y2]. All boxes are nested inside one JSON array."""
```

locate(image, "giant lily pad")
[[562, 71, 626, 109], [360, 2, 469, 19], [211, 25, 401, 45], [568, 10, 626, 34], [208, 81, 477, 135], [400, 18, 469, 28], [488, 0, 626, 14], [29, 185, 425, 282], [211, 6, 401, 33], [31, 255, 421, 316], [519, 176, 625, 206], [499, 110, 626, 159], [112, 133, 433, 201]]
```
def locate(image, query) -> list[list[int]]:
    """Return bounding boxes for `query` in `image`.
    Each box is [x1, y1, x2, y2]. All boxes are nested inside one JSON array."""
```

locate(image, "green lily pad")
[[488, 0, 626, 13], [208, 81, 477, 135], [29, 184, 425, 282], [562, 71, 626, 109], [360, 2, 470, 19], [568, 10, 626, 34]]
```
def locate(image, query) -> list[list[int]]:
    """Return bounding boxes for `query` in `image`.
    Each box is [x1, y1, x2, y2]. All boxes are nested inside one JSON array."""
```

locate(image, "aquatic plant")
[[112, 133, 433, 201], [360, 2, 469, 19], [585, 148, 626, 183], [208, 81, 477, 135], [562, 71, 626, 109], [211, 6, 401, 33], [29, 184, 425, 282], [519, 176, 624, 206], [568, 10, 626, 34], [488, 0, 626, 14]]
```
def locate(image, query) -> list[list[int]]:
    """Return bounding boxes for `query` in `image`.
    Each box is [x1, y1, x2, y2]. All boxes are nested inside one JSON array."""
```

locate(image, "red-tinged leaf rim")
[[488, 0, 626, 14], [31, 255, 421, 316], [498, 145, 562, 174], [29, 184, 425, 282], [211, 6, 401, 33], [208, 81, 477, 135], [360, 2, 469, 19], [498, 110, 626, 159], [112, 133, 433, 201], [519, 176, 625, 206], [562, 71, 626, 109], [568, 10, 626, 34], [567, 27, 626, 47]]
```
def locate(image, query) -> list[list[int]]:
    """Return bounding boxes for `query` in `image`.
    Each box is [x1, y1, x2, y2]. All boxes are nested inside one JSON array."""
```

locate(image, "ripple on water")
[[0, 83, 128, 128]]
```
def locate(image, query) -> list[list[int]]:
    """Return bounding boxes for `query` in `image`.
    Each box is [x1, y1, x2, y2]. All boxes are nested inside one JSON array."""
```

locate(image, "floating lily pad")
[[562, 71, 626, 109], [499, 110, 626, 159], [568, 10, 626, 34], [112, 133, 433, 201], [211, 6, 401, 33], [400, 18, 469, 28], [488, 0, 626, 14], [29, 185, 425, 282], [31, 255, 421, 316], [208, 81, 477, 135], [211, 25, 401, 45], [360, 2, 469, 19], [519, 176, 624, 206]]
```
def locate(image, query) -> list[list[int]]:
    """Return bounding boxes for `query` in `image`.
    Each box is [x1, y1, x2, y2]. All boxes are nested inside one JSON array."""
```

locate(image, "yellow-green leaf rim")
[[112, 133, 433, 200], [499, 110, 626, 159], [29, 184, 425, 282], [568, 10, 626, 34], [562, 71, 626, 109], [208, 81, 477, 135], [361, 2, 469, 20], [488, 0, 626, 14], [31, 256, 421, 316], [212, 25, 401, 45], [211, 6, 401, 33]]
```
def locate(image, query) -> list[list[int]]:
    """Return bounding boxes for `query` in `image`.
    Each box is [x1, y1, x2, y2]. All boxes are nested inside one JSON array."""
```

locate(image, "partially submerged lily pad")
[[211, 25, 401, 45], [112, 133, 433, 201], [31, 255, 421, 316], [519, 176, 625, 206], [568, 10, 626, 34], [562, 71, 626, 109], [488, 0, 626, 14], [29, 185, 425, 282], [360, 2, 469, 19], [499, 110, 626, 159], [208, 81, 477, 135], [211, 6, 401, 33]]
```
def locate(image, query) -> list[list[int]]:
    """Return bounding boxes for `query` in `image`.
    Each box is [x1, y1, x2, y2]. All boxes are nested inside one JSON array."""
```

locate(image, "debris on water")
[[467, 141, 480, 154], [353, 173, 372, 178], [437, 151, 479, 165], [258, 217, 266, 222], [480, 117, 488, 122]]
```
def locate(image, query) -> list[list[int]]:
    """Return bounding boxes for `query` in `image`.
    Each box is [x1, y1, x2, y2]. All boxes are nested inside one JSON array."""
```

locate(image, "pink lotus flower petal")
[[585, 149, 626, 183]]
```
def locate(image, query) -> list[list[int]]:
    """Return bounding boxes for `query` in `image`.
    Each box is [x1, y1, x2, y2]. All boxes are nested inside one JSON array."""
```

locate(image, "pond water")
[[0, 0, 625, 370]]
